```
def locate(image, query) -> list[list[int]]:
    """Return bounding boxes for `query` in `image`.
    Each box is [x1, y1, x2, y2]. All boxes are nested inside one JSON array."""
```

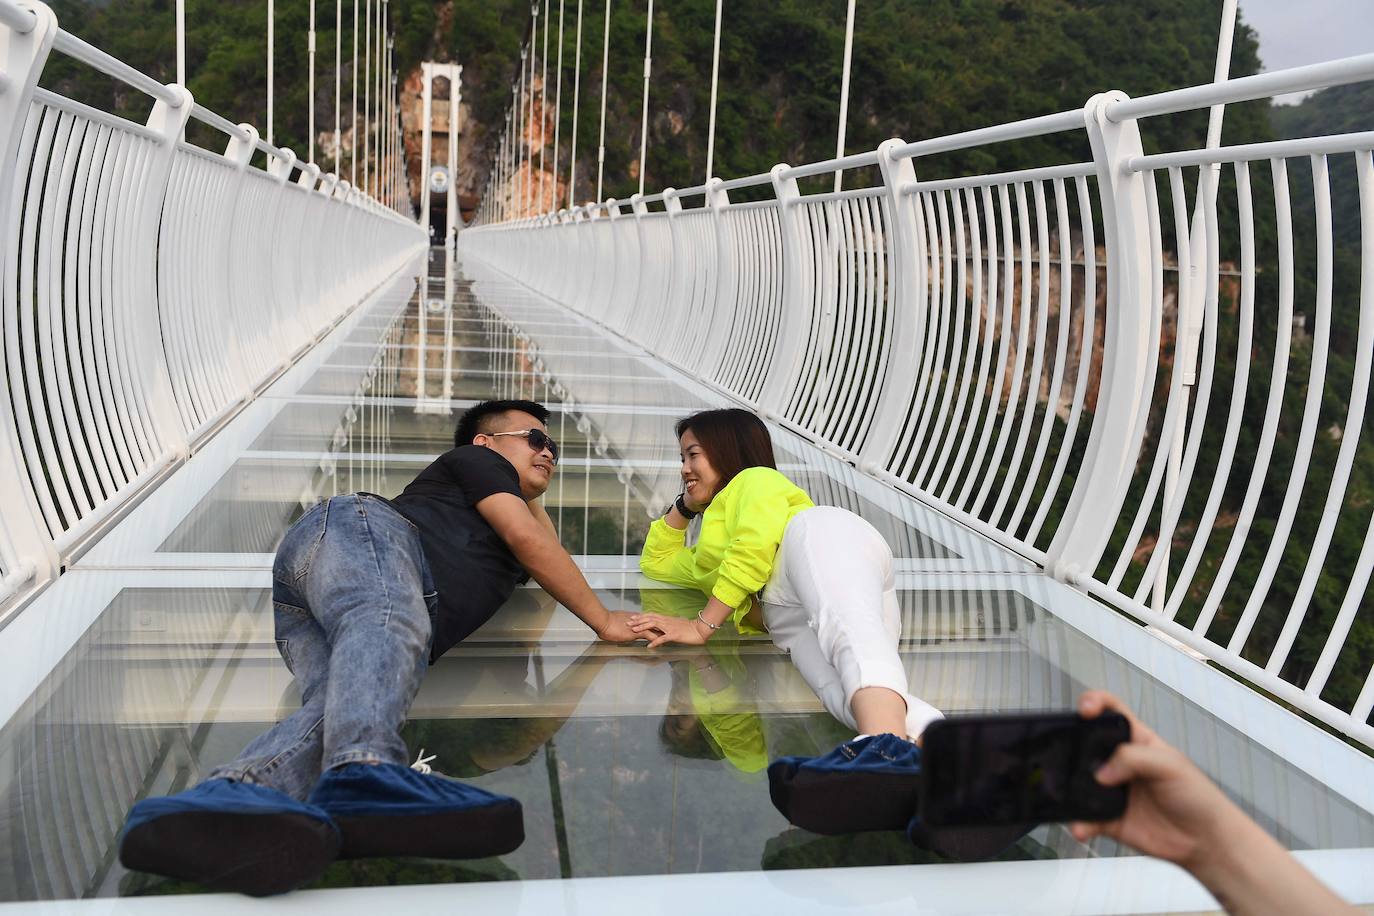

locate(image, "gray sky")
[[1239, 0, 1374, 102]]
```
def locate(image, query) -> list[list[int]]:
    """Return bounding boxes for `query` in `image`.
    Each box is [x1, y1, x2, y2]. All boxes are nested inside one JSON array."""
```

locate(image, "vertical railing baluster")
[[1046, 92, 1156, 584]]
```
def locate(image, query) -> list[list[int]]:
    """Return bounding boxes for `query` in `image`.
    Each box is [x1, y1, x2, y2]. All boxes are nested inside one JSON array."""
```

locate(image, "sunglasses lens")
[[529, 430, 559, 461]]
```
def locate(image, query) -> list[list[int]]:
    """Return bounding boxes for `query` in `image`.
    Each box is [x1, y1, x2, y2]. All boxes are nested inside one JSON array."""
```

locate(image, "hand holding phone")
[[920, 711, 1130, 828]]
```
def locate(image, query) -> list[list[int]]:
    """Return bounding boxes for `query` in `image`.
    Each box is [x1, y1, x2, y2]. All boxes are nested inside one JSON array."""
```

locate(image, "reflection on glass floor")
[[2, 250, 1372, 908]]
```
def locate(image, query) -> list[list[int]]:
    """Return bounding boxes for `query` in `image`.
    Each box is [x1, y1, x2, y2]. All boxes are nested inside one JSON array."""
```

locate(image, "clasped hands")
[[627, 611, 712, 648], [594, 609, 709, 647]]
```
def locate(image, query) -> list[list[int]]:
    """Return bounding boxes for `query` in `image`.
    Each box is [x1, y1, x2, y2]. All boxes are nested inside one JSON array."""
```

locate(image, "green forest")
[[35, 0, 1374, 741], [43, 0, 1276, 198]]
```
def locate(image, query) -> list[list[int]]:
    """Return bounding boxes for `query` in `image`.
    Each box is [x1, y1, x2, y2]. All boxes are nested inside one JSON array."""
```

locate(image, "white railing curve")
[[0, 0, 426, 617], [463, 53, 1374, 748]]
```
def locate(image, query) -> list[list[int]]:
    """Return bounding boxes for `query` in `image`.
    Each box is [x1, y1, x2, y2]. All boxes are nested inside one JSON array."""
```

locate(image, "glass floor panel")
[[3, 580, 1370, 902], [4, 250, 1371, 908]]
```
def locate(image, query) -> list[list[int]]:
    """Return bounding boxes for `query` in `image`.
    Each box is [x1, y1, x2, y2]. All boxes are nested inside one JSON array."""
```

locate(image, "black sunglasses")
[[488, 428, 560, 462]]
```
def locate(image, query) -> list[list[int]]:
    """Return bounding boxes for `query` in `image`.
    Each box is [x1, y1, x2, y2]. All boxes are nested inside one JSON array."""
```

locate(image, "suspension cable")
[[705, 0, 722, 182], [352, 0, 358, 184], [552, 0, 565, 212], [176, 0, 185, 88], [568, 0, 583, 208], [309, 0, 316, 162], [508, 89, 517, 219], [518, 42, 528, 216], [834, 0, 855, 193], [389, 68, 397, 206], [637, 0, 653, 197], [335, 0, 341, 172], [526, 15, 538, 214], [540, 0, 550, 213], [374, 0, 381, 195], [363, 0, 370, 192], [267, 0, 275, 146], [596, 0, 610, 202], [377, 0, 385, 197]]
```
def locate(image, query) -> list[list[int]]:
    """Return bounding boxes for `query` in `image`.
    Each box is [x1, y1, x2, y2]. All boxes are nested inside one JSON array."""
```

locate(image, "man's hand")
[[596, 611, 643, 643], [628, 612, 710, 648]]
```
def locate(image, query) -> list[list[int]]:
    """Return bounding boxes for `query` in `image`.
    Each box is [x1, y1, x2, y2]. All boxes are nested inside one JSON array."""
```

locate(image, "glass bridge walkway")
[[1, 250, 1370, 914]]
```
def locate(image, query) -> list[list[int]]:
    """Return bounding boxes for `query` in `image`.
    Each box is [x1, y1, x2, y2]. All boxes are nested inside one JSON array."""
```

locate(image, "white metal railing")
[[0, 0, 426, 615], [462, 55, 1374, 748]]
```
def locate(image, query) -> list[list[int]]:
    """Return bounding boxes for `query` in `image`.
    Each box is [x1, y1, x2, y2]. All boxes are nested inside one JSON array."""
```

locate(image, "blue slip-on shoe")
[[307, 756, 524, 860], [118, 778, 341, 897], [906, 813, 1034, 862], [767, 734, 922, 835]]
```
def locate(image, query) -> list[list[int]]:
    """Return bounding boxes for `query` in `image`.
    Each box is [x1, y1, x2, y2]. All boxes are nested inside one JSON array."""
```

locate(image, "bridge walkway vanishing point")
[[0, 249, 1370, 913]]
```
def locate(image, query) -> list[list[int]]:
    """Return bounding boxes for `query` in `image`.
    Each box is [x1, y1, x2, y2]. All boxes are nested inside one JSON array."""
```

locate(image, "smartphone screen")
[[920, 712, 1130, 828]]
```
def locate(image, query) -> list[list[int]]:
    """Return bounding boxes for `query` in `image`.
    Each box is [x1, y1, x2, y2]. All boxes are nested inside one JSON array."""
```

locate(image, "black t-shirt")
[[390, 445, 528, 661]]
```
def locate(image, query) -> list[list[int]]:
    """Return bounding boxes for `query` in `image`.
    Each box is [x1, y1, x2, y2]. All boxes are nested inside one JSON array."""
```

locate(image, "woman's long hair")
[[675, 408, 776, 489]]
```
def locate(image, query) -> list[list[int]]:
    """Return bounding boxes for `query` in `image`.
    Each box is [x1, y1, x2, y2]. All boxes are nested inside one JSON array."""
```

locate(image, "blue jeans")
[[209, 494, 436, 801]]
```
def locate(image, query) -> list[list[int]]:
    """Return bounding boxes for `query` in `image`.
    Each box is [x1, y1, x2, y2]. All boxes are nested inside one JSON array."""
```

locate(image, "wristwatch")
[[673, 493, 700, 520]]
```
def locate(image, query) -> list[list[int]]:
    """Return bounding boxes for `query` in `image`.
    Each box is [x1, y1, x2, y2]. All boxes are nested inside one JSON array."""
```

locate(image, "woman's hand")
[[628, 612, 710, 648]]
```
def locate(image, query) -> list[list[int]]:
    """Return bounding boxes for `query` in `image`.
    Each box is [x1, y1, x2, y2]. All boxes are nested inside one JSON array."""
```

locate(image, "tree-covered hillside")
[[40, 1, 1272, 201]]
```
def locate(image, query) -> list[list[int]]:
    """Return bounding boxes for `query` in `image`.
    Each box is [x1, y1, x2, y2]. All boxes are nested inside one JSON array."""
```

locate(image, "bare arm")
[[477, 492, 637, 642], [527, 496, 559, 538]]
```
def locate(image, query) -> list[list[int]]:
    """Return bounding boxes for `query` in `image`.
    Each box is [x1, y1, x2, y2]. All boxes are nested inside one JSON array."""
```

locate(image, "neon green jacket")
[[639, 466, 814, 634]]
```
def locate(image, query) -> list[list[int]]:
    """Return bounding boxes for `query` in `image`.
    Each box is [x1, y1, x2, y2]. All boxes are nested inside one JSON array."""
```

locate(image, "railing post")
[[332, 179, 361, 300], [598, 198, 617, 324], [572, 203, 593, 314], [859, 138, 926, 475], [1046, 91, 1155, 584], [625, 192, 649, 343], [0, 0, 59, 600], [268, 146, 296, 180], [142, 83, 195, 456], [758, 162, 809, 419], [315, 171, 341, 324], [265, 148, 308, 361], [218, 122, 259, 399], [296, 161, 321, 191], [656, 186, 682, 356], [551, 206, 569, 302], [289, 161, 324, 337], [690, 176, 733, 375]]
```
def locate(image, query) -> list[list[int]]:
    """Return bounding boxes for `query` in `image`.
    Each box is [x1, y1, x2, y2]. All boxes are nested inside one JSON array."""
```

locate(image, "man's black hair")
[[454, 399, 551, 448]]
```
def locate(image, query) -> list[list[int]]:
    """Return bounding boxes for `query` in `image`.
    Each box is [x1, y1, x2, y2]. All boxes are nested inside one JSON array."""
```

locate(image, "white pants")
[[761, 506, 944, 739]]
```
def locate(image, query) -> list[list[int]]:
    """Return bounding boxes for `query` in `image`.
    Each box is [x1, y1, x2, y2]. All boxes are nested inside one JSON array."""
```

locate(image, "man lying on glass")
[[118, 399, 639, 896]]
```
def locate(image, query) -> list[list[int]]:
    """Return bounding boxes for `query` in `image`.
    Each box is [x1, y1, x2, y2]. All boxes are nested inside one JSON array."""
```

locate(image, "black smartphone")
[[920, 712, 1130, 828]]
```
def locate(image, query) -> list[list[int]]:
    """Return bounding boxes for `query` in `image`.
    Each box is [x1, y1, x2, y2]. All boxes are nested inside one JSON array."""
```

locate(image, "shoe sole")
[[772, 769, 919, 835], [120, 810, 340, 897], [332, 798, 525, 859]]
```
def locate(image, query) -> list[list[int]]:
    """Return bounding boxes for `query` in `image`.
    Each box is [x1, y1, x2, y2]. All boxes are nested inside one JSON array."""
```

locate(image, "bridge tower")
[[419, 61, 462, 253]]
